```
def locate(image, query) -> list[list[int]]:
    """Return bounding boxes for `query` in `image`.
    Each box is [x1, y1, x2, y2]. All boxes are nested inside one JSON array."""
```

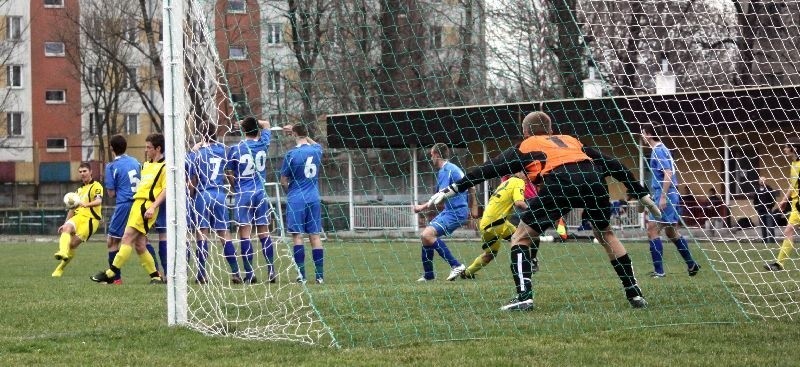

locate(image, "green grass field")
[[1, 239, 798, 366]]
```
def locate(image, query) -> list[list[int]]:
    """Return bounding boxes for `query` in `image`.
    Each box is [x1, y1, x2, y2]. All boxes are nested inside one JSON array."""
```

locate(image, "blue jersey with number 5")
[[227, 129, 271, 192], [104, 154, 141, 204], [193, 142, 228, 192], [281, 143, 322, 203]]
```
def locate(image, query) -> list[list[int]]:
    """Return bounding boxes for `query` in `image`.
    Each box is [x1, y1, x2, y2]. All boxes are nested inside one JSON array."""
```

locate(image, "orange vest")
[[519, 135, 591, 182]]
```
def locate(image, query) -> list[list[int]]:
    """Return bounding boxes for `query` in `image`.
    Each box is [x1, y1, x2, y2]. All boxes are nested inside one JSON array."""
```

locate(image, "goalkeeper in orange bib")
[[427, 111, 661, 310]]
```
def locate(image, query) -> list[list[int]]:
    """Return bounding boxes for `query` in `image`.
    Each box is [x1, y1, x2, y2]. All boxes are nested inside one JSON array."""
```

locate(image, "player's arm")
[[583, 147, 648, 198], [511, 180, 528, 210], [80, 184, 103, 208], [104, 165, 116, 199], [468, 187, 479, 218], [257, 118, 271, 130]]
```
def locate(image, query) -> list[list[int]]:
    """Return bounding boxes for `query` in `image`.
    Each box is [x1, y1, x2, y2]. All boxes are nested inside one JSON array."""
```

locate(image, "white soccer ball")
[[63, 192, 82, 209]]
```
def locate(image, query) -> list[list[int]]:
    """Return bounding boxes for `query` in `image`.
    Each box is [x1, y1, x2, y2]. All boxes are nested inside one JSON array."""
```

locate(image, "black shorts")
[[519, 161, 611, 233]]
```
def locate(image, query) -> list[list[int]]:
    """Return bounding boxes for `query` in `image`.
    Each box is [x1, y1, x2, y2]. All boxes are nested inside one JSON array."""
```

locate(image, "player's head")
[[430, 143, 450, 164], [292, 124, 309, 138], [641, 125, 665, 145], [240, 116, 260, 137], [109, 134, 127, 156], [784, 137, 800, 160], [522, 111, 552, 136], [145, 133, 165, 161], [78, 162, 92, 183], [197, 120, 218, 142]]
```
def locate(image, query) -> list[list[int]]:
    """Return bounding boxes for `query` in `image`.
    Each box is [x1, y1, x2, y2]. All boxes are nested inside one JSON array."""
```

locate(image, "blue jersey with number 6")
[[281, 143, 322, 204], [227, 129, 271, 192]]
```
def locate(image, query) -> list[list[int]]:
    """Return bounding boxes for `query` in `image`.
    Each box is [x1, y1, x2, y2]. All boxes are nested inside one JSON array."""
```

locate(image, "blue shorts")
[[286, 200, 322, 234], [233, 190, 270, 227], [155, 201, 167, 233], [650, 191, 681, 224], [108, 201, 133, 238], [430, 207, 469, 237], [195, 189, 230, 231]]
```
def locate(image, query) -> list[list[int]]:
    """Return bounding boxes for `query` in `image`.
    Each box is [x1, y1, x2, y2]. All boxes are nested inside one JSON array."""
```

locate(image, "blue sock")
[[261, 236, 274, 276], [649, 238, 664, 274], [312, 248, 324, 280], [158, 240, 168, 275], [196, 240, 209, 280], [241, 239, 254, 280], [293, 244, 306, 279], [223, 240, 240, 275], [108, 250, 120, 281], [672, 237, 696, 267], [433, 239, 460, 267], [421, 246, 435, 280], [145, 243, 157, 271]]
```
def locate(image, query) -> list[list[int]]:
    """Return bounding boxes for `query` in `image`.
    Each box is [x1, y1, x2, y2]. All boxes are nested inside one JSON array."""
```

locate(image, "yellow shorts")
[[479, 218, 516, 254], [126, 198, 159, 234], [789, 199, 800, 226], [67, 215, 100, 242]]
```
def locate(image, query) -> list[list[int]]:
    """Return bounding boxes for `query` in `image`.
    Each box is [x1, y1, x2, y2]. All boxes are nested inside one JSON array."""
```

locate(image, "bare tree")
[[55, 1, 141, 162], [0, 0, 31, 148]]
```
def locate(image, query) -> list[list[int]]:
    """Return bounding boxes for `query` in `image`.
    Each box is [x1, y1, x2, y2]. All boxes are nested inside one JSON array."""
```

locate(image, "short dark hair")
[[146, 133, 165, 154], [240, 116, 259, 137], [641, 125, 664, 142], [78, 162, 92, 170], [431, 142, 450, 159], [292, 124, 309, 137], [109, 134, 127, 155]]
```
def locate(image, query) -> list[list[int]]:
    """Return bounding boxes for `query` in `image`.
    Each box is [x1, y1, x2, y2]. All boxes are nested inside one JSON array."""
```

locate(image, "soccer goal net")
[[163, 0, 800, 347]]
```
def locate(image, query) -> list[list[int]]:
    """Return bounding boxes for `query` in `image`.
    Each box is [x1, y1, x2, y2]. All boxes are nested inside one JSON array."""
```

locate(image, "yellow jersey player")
[[91, 133, 167, 284], [765, 139, 800, 271], [461, 172, 530, 279], [52, 162, 103, 277]]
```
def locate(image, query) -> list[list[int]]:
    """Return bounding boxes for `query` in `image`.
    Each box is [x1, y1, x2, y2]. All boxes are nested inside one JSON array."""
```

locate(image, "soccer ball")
[[63, 192, 82, 209]]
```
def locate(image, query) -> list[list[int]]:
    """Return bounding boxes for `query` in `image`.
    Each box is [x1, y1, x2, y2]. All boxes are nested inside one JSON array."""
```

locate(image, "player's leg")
[[767, 207, 799, 271], [235, 192, 259, 284], [93, 200, 160, 283], [254, 193, 274, 282], [646, 193, 666, 277], [660, 191, 699, 275], [427, 210, 467, 280], [106, 204, 130, 283], [417, 225, 438, 281], [307, 201, 324, 284], [286, 201, 307, 282], [193, 193, 212, 283], [151, 206, 167, 276], [465, 220, 512, 277], [210, 190, 239, 283], [53, 221, 77, 276], [592, 224, 646, 308]]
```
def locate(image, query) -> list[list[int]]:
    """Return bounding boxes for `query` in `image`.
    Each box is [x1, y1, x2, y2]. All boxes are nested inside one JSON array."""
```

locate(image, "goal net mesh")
[[164, 0, 800, 347]]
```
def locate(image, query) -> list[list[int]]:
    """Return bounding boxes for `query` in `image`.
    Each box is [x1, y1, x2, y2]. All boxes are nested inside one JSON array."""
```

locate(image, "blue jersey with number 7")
[[281, 143, 322, 203]]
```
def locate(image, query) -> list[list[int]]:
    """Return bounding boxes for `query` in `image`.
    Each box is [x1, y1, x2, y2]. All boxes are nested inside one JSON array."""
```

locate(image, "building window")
[[726, 146, 760, 195], [122, 67, 137, 90], [267, 71, 281, 92], [6, 16, 22, 41], [6, 112, 23, 137], [429, 25, 442, 49], [124, 114, 138, 134], [89, 113, 104, 136], [228, 0, 246, 12], [46, 138, 67, 152], [45, 89, 66, 103], [86, 66, 103, 88], [7, 65, 22, 88], [229, 46, 247, 60], [44, 0, 65, 8], [44, 42, 65, 56], [267, 23, 282, 44]]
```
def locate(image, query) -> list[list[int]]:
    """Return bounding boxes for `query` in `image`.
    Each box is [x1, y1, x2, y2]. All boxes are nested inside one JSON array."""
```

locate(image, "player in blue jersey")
[[190, 123, 238, 284], [226, 117, 276, 284], [104, 135, 159, 284], [642, 126, 700, 278], [413, 143, 477, 282], [281, 124, 324, 284]]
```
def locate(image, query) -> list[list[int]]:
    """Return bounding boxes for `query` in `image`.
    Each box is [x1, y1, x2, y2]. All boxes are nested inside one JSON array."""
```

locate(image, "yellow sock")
[[107, 244, 134, 277], [58, 232, 71, 255], [139, 250, 158, 275], [777, 238, 795, 265]]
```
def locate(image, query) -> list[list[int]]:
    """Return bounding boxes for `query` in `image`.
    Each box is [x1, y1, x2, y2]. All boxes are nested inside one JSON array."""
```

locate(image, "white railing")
[[353, 205, 416, 230], [562, 203, 643, 230]]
